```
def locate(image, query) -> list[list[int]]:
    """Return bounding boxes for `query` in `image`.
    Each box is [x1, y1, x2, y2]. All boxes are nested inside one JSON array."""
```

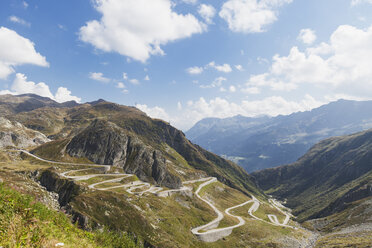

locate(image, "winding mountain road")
[[18, 149, 296, 242]]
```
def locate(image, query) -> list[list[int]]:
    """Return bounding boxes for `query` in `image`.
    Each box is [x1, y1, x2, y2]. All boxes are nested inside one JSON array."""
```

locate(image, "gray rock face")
[[0, 117, 50, 148], [66, 119, 182, 189]]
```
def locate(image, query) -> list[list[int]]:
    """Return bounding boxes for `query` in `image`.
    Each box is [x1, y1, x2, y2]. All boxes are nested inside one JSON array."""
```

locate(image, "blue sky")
[[1, 0, 372, 130]]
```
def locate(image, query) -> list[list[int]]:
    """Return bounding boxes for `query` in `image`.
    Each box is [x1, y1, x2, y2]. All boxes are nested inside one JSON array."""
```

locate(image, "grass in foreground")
[[0, 183, 141, 248]]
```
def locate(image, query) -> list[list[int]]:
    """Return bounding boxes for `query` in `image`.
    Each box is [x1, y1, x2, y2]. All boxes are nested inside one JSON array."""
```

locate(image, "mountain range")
[[252, 129, 372, 247], [0, 93, 371, 247], [186, 99, 372, 172]]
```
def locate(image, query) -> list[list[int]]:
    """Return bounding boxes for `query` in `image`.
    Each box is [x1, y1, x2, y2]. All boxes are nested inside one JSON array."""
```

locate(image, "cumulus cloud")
[[200, 77, 227, 88], [187, 61, 233, 75], [54, 87, 82, 103], [186, 95, 322, 122], [0, 73, 81, 103], [182, 0, 198, 4], [243, 24, 372, 98], [89, 72, 110, 83], [129, 79, 140, 85], [219, 0, 293, 33], [151, 95, 324, 130], [351, 0, 372, 5], [79, 0, 205, 62], [123, 72, 128, 80], [186, 66, 204, 75], [235, 64, 244, 71], [198, 4, 216, 24], [116, 82, 126, 89], [0, 27, 49, 79], [242, 86, 260, 94], [122, 72, 140, 85], [208, 61, 233, 73], [116, 82, 129, 94], [9, 16, 30, 27], [298, 28, 316, 45], [136, 104, 170, 121], [229, 85, 236, 92]]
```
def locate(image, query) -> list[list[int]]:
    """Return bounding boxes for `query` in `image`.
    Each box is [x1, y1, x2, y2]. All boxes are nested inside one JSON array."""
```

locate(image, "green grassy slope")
[[252, 129, 372, 222], [0, 183, 140, 248]]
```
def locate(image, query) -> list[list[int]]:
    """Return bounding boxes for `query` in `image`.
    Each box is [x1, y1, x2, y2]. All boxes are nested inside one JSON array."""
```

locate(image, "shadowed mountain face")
[[0, 94, 261, 195], [252, 129, 372, 222], [186, 99, 372, 172]]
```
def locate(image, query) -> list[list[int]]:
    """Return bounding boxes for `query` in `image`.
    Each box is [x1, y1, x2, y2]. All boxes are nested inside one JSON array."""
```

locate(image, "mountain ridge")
[[186, 99, 372, 172]]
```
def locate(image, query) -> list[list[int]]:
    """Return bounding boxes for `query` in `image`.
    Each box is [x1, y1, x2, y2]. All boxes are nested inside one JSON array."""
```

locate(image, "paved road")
[[19, 150, 111, 170], [19, 148, 297, 241]]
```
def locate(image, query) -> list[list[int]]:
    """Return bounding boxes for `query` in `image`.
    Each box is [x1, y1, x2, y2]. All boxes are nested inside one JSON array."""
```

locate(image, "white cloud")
[[219, 0, 293, 33], [123, 72, 128, 80], [9, 16, 30, 27], [79, 0, 205, 62], [0, 27, 48, 79], [0, 73, 81, 103], [187, 66, 204, 75], [198, 4, 216, 24], [116, 82, 126, 88], [55, 87, 82, 103], [298, 28, 316, 45], [22, 1, 28, 8], [129, 79, 140, 85], [187, 61, 233, 75], [136, 104, 170, 121], [208, 61, 232, 73], [122, 72, 140, 85], [351, 0, 372, 5], [229, 85, 236, 92], [182, 0, 198, 4], [235, 64, 244, 71], [244, 73, 297, 92], [144, 75, 150, 81], [89, 72, 110, 83], [200, 77, 227, 88], [242, 86, 260, 94], [58, 24, 67, 31], [243, 24, 372, 98], [171, 95, 323, 130]]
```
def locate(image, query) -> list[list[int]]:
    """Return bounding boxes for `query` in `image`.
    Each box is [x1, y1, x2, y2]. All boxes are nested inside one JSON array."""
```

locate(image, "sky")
[[1, 0, 372, 130]]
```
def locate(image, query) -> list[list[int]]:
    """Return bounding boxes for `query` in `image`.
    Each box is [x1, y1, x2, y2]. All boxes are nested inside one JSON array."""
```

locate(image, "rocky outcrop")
[[65, 119, 182, 189], [0, 117, 50, 148], [39, 170, 81, 206]]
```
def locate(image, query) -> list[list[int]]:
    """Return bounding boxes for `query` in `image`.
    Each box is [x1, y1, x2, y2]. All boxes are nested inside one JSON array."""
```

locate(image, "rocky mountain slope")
[[1, 94, 260, 195], [65, 119, 183, 189], [186, 99, 372, 172], [0, 94, 318, 247], [0, 117, 50, 148], [252, 129, 372, 247]]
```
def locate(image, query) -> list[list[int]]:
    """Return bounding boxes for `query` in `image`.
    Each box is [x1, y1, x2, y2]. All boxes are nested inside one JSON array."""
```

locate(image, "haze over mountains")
[[186, 99, 372, 172]]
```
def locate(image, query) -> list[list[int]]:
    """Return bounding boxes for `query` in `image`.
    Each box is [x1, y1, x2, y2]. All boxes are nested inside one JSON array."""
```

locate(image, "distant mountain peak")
[[86, 98, 107, 105], [186, 99, 372, 172]]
